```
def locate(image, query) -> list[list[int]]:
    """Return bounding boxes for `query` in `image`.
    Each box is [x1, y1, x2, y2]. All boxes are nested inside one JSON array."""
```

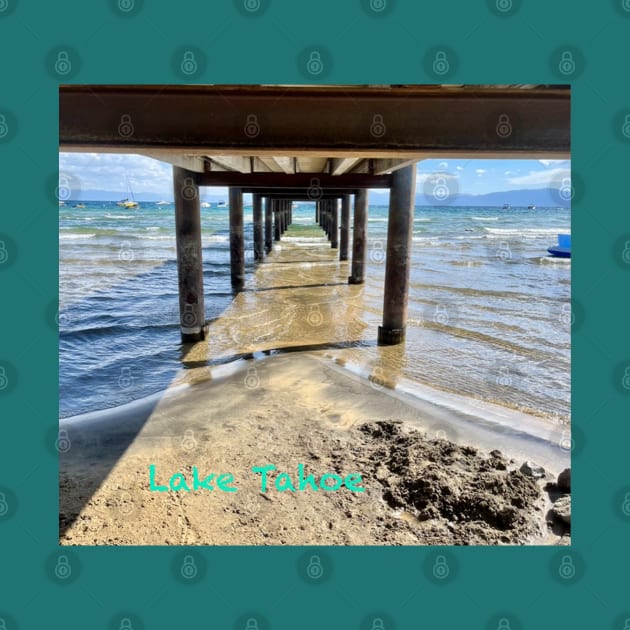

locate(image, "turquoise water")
[[59, 202, 570, 421]]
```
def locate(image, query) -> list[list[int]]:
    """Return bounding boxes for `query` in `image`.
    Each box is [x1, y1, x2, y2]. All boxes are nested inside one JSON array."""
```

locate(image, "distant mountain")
[[369, 187, 570, 208], [70, 187, 569, 208]]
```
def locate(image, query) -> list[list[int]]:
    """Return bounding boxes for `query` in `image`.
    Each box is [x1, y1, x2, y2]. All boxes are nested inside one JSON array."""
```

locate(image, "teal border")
[[1, 0, 629, 628]]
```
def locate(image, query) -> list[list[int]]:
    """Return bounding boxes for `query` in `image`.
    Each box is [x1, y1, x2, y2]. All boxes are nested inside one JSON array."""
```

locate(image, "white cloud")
[[507, 167, 570, 188], [538, 159, 569, 168], [475, 168, 486, 175], [456, 166, 464, 171]]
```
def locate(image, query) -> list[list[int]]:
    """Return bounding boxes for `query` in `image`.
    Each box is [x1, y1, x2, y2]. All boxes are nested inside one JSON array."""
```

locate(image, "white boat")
[[201, 202, 210, 208], [156, 200, 170, 206], [217, 201, 227, 208]]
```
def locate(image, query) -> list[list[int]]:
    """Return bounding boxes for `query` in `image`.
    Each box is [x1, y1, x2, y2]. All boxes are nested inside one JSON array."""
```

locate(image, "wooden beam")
[[140, 152, 207, 173], [297, 157, 329, 173], [195, 172, 392, 189], [371, 158, 418, 175], [331, 158, 364, 175], [251, 157, 274, 172], [273, 157, 294, 174], [59, 85, 570, 156], [208, 156, 252, 173]]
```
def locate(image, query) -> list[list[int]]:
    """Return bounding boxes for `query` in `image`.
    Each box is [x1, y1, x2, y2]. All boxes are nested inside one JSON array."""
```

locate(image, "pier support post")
[[324, 199, 331, 240], [264, 197, 272, 253], [173, 166, 206, 342], [349, 189, 368, 284], [378, 164, 416, 345], [229, 187, 245, 291], [274, 200, 281, 241], [315, 201, 320, 223], [340, 194, 350, 260], [331, 198, 339, 249], [253, 193, 263, 261]]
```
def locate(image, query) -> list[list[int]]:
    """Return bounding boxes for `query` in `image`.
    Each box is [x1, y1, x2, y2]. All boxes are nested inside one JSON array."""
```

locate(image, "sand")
[[59, 353, 569, 546]]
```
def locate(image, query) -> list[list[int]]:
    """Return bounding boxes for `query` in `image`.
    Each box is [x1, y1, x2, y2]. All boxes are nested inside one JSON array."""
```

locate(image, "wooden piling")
[[264, 197, 272, 253], [340, 194, 350, 260], [274, 200, 281, 241], [229, 187, 245, 290], [348, 189, 368, 284], [173, 166, 206, 342], [331, 198, 339, 249], [378, 164, 416, 344], [253, 193, 263, 261]]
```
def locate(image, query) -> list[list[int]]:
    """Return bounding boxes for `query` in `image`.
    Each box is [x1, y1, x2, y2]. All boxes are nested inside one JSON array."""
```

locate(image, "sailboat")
[[116, 177, 139, 209]]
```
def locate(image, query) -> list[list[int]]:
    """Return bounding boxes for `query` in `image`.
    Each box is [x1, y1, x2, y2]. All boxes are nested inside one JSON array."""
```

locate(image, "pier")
[[59, 84, 570, 346]]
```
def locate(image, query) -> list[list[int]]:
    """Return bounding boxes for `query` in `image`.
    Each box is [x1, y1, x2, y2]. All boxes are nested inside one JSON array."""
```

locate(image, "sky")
[[58, 153, 571, 200]]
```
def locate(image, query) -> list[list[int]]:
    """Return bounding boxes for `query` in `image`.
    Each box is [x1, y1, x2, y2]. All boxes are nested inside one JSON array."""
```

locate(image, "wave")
[[60, 233, 96, 240], [471, 216, 499, 221], [485, 227, 567, 235]]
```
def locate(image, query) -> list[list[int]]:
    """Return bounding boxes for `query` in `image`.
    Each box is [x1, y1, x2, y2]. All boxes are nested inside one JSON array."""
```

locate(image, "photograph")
[[57, 83, 571, 546]]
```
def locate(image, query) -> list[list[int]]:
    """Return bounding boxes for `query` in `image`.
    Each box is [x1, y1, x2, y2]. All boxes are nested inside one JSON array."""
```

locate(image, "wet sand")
[[60, 229, 570, 545], [60, 352, 569, 546]]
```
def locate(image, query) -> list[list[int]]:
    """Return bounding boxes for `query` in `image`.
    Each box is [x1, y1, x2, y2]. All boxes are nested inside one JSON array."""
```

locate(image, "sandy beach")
[[59, 225, 570, 546], [60, 351, 570, 546]]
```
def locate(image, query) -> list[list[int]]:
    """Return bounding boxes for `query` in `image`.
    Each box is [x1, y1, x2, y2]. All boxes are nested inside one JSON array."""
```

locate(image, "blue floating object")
[[548, 233, 571, 258]]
